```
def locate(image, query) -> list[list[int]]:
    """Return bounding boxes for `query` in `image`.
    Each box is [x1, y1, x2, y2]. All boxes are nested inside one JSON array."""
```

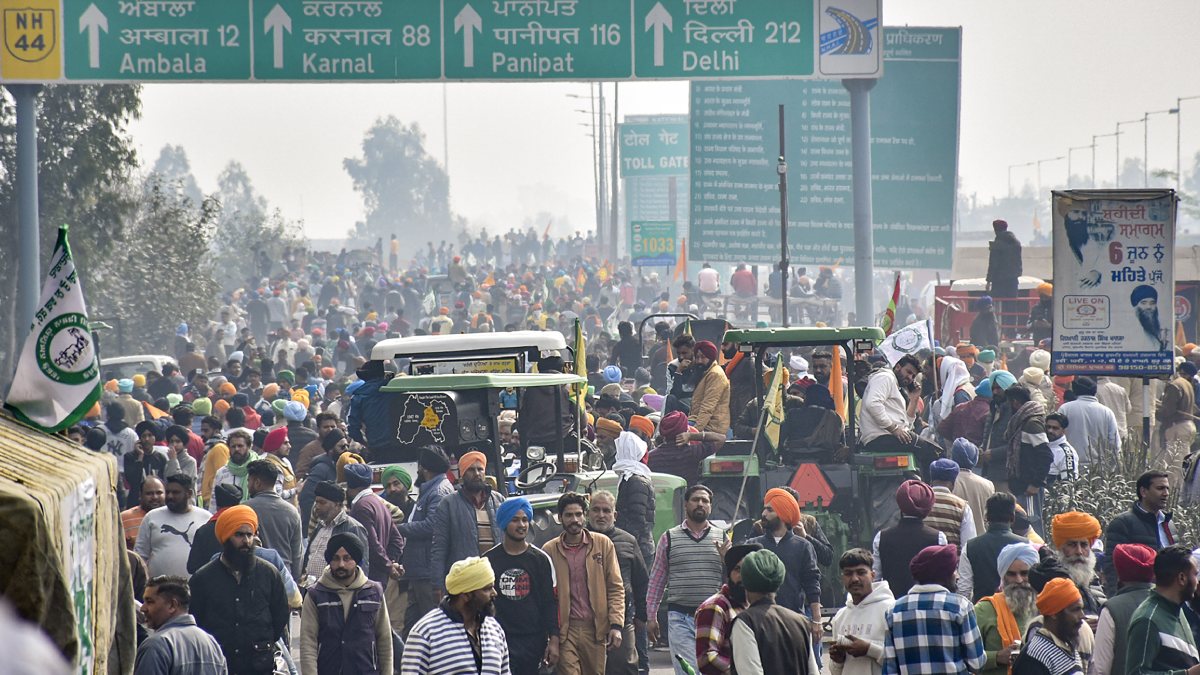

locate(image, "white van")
[[99, 354, 177, 380], [370, 331, 569, 375]]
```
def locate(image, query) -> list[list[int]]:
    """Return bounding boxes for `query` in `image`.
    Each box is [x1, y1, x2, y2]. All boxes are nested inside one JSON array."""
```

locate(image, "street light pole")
[[1007, 161, 1035, 197], [1036, 156, 1065, 196], [1145, 108, 1178, 187], [1116, 119, 1141, 187], [1068, 146, 1090, 188], [1092, 132, 1118, 188], [1178, 95, 1200, 193]]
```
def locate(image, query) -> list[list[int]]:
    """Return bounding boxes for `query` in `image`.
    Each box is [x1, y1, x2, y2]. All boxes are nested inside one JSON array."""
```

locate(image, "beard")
[[1137, 306, 1162, 343], [729, 582, 747, 607], [1062, 553, 1096, 588], [222, 539, 255, 571], [1003, 583, 1038, 622]]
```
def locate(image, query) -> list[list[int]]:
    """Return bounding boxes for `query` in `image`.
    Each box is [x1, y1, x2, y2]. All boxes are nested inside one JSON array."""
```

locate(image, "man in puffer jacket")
[[829, 548, 896, 675]]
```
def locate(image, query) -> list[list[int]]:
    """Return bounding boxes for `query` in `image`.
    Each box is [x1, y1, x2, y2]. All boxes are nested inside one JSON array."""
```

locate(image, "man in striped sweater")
[[925, 459, 976, 551], [401, 556, 511, 674], [648, 485, 728, 675]]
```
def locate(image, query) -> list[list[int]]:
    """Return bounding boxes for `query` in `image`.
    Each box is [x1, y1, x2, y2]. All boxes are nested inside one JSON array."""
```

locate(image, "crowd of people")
[[28, 226, 1200, 675]]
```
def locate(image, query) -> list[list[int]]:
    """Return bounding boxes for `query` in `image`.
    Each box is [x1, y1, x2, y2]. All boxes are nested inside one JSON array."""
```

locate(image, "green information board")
[[619, 118, 690, 177], [63, 0, 252, 80], [688, 26, 960, 269], [6, 0, 884, 83], [630, 221, 678, 267], [251, 0, 442, 80]]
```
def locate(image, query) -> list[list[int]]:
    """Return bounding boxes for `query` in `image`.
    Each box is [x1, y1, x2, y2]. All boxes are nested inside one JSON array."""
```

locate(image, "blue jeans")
[[667, 610, 697, 675]]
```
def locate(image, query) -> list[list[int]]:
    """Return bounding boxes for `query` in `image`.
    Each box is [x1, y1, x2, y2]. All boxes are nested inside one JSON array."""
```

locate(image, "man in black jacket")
[[190, 506, 290, 675], [1102, 470, 1176, 593], [747, 489, 821, 645], [987, 219, 1022, 339]]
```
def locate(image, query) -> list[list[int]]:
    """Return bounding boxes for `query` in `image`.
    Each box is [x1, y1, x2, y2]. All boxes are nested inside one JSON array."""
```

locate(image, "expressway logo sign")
[[0, 0, 881, 83]]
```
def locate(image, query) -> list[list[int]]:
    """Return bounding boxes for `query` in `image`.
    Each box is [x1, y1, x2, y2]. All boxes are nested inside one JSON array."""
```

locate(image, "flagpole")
[[732, 402, 771, 524]]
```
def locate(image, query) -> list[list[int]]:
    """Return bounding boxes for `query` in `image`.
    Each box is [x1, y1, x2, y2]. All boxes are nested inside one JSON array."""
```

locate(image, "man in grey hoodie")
[[829, 548, 896, 675]]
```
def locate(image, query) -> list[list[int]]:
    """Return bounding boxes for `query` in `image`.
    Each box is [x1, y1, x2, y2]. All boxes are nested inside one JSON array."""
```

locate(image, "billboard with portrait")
[[1051, 189, 1177, 376]]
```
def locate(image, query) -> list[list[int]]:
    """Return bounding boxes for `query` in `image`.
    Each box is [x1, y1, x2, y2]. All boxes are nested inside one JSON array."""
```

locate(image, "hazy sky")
[[128, 0, 1200, 243]]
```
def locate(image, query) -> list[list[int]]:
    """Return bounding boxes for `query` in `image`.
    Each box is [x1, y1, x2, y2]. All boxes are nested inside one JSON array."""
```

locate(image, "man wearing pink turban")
[[646, 411, 713, 487]]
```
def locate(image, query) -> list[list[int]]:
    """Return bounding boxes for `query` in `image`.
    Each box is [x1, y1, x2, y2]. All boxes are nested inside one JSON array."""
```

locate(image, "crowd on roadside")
[[27, 223, 1200, 675]]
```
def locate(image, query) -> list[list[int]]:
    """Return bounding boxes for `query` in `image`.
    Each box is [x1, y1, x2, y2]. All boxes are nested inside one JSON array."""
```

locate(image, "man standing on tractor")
[[860, 355, 922, 455], [648, 485, 728, 675]]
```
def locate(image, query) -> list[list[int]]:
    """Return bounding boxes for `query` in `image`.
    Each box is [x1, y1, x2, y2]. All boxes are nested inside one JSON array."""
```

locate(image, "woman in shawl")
[[613, 430, 657, 565], [779, 383, 844, 455]]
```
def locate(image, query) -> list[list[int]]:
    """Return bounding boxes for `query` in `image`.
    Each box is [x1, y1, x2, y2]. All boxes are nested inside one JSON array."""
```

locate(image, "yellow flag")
[[764, 357, 787, 450], [573, 318, 587, 410], [831, 345, 847, 420]]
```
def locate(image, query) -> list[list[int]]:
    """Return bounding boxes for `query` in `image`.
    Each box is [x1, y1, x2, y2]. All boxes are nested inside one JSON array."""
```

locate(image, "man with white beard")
[[1049, 511, 1107, 622], [974, 543, 1041, 675]]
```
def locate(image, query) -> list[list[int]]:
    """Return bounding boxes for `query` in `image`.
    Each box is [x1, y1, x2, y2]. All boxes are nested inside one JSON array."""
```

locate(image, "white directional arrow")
[[79, 3, 108, 69], [644, 2, 672, 68], [454, 3, 482, 68], [264, 4, 292, 69]]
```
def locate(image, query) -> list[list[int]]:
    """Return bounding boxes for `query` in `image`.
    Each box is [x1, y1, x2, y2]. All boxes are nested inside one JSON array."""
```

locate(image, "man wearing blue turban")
[[973, 542, 1040, 675], [483, 497, 560, 673]]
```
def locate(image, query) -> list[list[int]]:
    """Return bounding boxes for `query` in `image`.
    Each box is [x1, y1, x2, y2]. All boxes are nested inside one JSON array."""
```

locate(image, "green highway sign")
[[62, 0, 252, 80], [619, 116, 689, 177], [630, 221, 678, 267], [442, 0, 631, 79], [2, 0, 883, 82], [633, 0, 814, 79], [689, 26, 961, 269], [252, 0, 442, 80]]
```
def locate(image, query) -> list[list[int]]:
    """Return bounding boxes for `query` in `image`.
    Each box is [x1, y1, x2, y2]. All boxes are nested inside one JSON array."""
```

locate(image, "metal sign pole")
[[845, 78, 878, 326], [11, 85, 42, 359], [778, 104, 789, 328]]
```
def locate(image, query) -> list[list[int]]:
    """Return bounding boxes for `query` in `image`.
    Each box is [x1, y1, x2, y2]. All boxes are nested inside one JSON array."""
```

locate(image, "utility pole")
[[609, 83, 620, 261], [597, 86, 609, 250]]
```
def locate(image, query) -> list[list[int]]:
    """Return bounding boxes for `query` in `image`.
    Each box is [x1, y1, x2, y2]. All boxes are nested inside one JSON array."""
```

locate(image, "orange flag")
[[143, 401, 171, 421], [674, 238, 688, 281], [831, 345, 847, 420]]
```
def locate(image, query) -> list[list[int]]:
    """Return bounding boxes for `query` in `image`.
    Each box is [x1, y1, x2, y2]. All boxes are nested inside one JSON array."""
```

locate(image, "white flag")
[[878, 318, 934, 366], [5, 226, 101, 432], [422, 289, 436, 316]]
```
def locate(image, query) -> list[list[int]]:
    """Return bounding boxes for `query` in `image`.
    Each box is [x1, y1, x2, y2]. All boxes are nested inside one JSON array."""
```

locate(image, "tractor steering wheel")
[[515, 461, 559, 491]]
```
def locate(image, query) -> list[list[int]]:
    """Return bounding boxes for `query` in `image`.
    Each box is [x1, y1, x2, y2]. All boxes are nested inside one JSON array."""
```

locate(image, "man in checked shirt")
[[694, 543, 762, 674]]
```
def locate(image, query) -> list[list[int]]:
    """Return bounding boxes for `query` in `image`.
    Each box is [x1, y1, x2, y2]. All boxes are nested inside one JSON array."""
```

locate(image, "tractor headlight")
[[527, 445, 546, 462]]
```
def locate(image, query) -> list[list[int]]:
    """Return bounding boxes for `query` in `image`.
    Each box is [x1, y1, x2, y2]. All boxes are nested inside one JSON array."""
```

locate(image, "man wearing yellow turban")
[[402, 557, 509, 673], [1050, 511, 1106, 619], [189, 504, 291, 674]]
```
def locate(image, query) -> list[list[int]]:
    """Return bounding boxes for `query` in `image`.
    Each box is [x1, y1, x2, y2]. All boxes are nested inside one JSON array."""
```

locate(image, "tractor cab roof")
[[379, 372, 585, 393], [724, 326, 884, 348]]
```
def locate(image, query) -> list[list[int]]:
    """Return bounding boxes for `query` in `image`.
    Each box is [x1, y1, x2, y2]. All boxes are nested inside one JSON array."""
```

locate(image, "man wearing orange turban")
[[1015, 577, 1085, 672], [747, 487, 822, 644], [190, 504, 291, 674], [431, 450, 503, 595], [1050, 511, 1105, 618]]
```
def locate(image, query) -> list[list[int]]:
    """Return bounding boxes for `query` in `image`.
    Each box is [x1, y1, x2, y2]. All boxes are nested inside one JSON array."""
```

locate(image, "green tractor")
[[697, 327, 920, 604]]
